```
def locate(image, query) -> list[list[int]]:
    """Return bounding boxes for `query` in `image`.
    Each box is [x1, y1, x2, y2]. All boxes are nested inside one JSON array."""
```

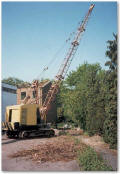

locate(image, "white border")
[[0, 1, 119, 174]]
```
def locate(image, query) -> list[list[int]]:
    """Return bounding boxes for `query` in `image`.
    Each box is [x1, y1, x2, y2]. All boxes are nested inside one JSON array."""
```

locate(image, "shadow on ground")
[[2, 135, 56, 145]]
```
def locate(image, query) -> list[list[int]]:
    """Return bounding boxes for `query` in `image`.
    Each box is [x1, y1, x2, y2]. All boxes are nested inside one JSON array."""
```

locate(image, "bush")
[[77, 146, 113, 171], [103, 118, 117, 149]]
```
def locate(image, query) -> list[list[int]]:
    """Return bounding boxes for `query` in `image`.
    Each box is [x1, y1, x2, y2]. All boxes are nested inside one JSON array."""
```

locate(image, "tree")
[[58, 63, 106, 133], [103, 34, 117, 148], [57, 34, 117, 149], [85, 64, 106, 135], [2, 77, 31, 87]]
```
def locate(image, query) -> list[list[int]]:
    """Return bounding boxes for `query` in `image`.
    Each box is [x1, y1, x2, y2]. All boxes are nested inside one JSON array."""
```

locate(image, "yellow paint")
[[21, 104, 38, 125], [11, 109, 20, 122], [5, 104, 42, 127]]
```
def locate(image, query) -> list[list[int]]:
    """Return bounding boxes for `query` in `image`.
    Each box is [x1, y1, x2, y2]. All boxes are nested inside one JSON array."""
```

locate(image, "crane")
[[2, 4, 95, 138], [33, 4, 95, 121]]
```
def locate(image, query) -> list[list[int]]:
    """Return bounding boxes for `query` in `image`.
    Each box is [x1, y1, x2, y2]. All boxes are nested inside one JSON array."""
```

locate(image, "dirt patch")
[[79, 135, 117, 155], [2, 135, 80, 171], [9, 135, 86, 163]]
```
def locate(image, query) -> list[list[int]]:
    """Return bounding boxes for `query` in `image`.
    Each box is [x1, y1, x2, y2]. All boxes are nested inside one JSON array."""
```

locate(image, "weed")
[[77, 146, 113, 171]]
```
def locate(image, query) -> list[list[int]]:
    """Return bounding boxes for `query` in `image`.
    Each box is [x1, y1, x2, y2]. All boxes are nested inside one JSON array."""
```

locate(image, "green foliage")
[[58, 63, 106, 135], [2, 77, 30, 87], [103, 34, 117, 148], [57, 34, 117, 148], [77, 146, 113, 171], [103, 118, 117, 149], [85, 65, 105, 135]]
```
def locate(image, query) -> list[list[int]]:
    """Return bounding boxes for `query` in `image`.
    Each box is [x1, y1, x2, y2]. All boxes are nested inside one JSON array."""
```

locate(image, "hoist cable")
[[35, 13, 89, 81]]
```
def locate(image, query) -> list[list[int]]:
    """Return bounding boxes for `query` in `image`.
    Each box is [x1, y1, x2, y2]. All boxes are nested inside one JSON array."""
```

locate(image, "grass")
[[77, 145, 113, 171]]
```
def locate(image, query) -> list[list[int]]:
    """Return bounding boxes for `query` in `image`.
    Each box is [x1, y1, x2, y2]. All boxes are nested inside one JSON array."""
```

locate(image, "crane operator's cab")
[[2, 104, 55, 138]]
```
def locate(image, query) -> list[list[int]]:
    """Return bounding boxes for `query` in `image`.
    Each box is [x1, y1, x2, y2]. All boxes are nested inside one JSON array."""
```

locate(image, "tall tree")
[[58, 63, 106, 132], [85, 64, 105, 135], [103, 34, 117, 148]]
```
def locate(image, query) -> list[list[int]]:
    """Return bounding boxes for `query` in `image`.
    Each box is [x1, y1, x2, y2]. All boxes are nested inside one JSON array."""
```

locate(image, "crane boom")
[[56, 4, 95, 79], [39, 4, 95, 120]]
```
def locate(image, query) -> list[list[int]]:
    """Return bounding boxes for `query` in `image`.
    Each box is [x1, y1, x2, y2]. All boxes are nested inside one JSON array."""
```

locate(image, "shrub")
[[103, 118, 117, 149]]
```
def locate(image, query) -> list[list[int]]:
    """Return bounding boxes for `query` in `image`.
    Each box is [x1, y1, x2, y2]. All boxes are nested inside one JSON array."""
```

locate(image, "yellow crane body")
[[2, 104, 54, 138]]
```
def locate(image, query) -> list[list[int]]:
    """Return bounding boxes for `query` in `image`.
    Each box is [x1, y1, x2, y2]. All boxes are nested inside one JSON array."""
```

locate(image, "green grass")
[[77, 146, 113, 171]]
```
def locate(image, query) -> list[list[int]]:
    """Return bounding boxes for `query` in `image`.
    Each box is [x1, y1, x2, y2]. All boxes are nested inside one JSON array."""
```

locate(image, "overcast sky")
[[2, 1, 117, 82]]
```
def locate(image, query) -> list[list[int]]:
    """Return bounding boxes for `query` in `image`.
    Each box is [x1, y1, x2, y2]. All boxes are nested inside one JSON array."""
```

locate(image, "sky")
[[2, 1, 117, 82]]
